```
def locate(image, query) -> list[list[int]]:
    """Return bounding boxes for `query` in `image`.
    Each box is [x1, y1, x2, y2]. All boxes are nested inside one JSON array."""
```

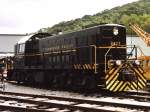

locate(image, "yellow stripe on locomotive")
[[105, 60, 147, 92]]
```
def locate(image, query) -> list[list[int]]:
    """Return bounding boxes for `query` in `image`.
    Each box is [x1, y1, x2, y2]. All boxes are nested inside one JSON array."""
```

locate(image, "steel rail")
[[0, 105, 51, 112], [0, 91, 150, 110], [0, 92, 115, 112]]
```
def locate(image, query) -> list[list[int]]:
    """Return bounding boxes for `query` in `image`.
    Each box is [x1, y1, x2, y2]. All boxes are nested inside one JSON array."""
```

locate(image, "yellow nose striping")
[[105, 63, 147, 92]]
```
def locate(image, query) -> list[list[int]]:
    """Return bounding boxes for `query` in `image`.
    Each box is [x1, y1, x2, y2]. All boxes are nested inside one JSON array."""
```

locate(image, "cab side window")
[[19, 43, 25, 53]]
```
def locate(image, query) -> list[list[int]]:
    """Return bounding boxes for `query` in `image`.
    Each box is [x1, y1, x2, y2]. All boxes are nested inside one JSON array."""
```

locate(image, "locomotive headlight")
[[113, 27, 119, 35], [135, 60, 140, 65], [116, 60, 121, 66]]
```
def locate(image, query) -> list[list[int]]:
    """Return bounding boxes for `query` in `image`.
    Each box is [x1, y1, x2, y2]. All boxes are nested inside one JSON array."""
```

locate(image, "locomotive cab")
[[13, 36, 30, 68], [25, 35, 41, 66]]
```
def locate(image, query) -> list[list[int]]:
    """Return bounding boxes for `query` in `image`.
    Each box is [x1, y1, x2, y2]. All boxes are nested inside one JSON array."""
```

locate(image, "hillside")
[[39, 0, 150, 35]]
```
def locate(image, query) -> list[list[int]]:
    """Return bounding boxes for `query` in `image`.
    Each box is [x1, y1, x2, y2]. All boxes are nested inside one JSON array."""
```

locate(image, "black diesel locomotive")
[[7, 24, 146, 92]]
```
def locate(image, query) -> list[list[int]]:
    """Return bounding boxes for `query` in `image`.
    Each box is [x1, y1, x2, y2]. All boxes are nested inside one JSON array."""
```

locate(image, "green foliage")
[[39, 0, 150, 35]]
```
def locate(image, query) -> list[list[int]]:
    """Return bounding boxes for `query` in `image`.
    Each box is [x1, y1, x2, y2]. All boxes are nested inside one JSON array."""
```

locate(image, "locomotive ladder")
[[129, 23, 150, 46]]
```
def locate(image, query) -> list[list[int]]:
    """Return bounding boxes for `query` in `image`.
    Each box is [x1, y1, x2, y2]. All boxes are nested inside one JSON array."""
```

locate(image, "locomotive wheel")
[[52, 75, 61, 88], [58, 74, 66, 89], [72, 75, 84, 90], [16, 72, 21, 84], [44, 71, 54, 87], [20, 72, 26, 83], [66, 77, 72, 86], [7, 70, 13, 81], [83, 75, 96, 90], [27, 73, 35, 85], [66, 73, 75, 89], [46, 75, 53, 87], [52, 75, 57, 87], [52, 73, 69, 89], [74, 75, 96, 90]]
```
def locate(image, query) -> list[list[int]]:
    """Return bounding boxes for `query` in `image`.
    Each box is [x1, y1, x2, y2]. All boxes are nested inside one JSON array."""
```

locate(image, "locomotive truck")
[[7, 24, 147, 92]]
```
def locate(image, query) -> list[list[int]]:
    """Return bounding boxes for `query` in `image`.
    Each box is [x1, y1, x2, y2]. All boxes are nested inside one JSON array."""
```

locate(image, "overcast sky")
[[0, 0, 139, 34]]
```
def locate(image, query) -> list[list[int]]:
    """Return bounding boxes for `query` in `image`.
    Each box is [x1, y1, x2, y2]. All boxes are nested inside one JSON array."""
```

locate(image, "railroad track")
[[119, 91, 150, 101], [97, 90, 150, 102], [0, 91, 149, 112]]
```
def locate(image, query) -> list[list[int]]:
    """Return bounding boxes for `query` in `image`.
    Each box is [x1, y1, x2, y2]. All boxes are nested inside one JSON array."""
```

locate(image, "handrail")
[[101, 45, 144, 73], [104, 46, 113, 73], [89, 45, 97, 74]]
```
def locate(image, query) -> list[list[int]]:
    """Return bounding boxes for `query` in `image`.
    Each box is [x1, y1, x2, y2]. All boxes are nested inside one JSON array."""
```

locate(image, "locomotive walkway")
[[0, 91, 150, 112]]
